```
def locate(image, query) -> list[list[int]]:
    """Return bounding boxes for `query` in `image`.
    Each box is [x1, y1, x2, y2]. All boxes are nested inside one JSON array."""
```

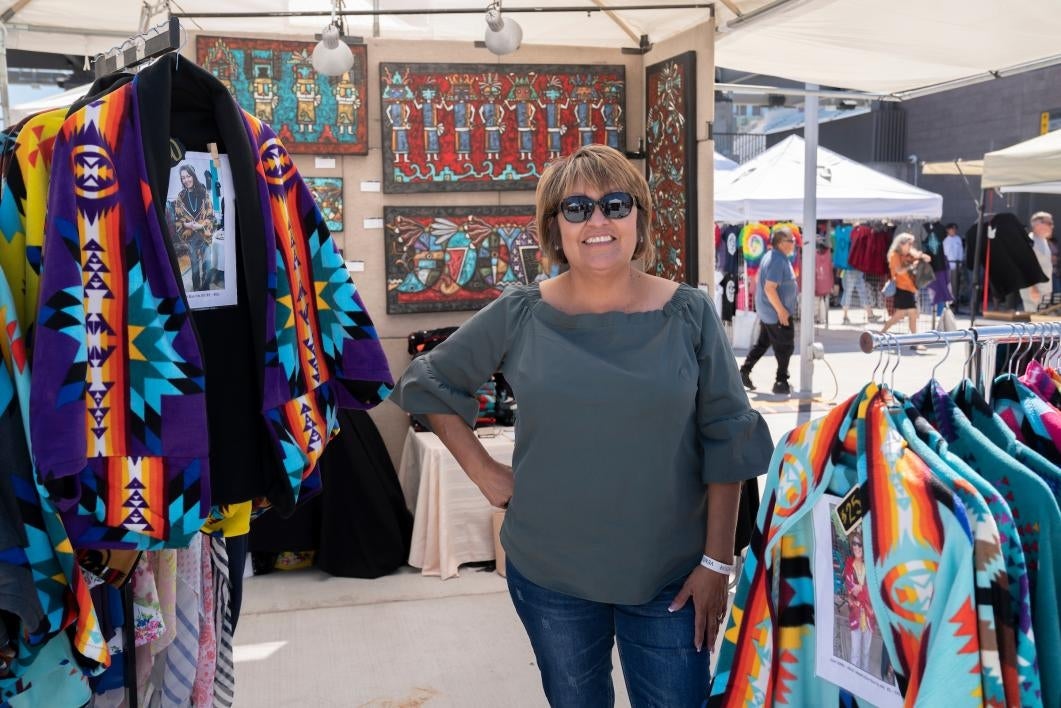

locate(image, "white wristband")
[[700, 554, 734, 575]]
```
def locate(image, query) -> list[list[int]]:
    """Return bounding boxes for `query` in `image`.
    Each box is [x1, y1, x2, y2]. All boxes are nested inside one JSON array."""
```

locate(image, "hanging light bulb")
[[312, 0, 354, 76], [484, 1, 522, 56]]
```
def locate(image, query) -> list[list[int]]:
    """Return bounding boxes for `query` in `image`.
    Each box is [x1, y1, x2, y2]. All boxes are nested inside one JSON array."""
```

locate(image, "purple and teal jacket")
[[30, 59, 393, 551]]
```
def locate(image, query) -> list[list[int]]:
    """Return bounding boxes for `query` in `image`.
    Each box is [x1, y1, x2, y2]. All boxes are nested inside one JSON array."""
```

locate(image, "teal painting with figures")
[[197, 35, 368, 155]]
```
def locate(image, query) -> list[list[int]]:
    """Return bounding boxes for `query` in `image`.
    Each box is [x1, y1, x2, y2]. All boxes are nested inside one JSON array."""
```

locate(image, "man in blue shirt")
[[740, 226, 798, 395]]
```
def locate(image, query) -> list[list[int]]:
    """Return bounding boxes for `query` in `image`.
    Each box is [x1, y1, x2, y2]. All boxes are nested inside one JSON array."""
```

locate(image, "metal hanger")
[[889, 332, 902, 391], [931, 331, 951, 381]]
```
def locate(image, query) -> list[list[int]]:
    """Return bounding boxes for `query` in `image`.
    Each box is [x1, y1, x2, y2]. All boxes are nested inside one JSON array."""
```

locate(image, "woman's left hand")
[[668, 565, 730, 653]]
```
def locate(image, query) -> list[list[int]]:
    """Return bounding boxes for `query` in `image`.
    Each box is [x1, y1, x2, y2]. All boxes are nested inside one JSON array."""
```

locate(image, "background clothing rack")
[[93, 16, 181, 78], [859, 322, 1061, 396]]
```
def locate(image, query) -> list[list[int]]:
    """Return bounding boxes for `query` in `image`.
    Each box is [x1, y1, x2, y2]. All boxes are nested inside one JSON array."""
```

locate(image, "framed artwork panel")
[[197, 35, 368, 155], [304, 177, 344, 232], [379, 63, 626, 192], [645, 51, 697, 284], [384, 205, 540, 313]]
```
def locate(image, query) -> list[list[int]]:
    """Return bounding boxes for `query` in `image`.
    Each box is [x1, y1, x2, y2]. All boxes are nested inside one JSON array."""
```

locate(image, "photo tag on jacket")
[[812, 495, 902, 708], [165, 151, 238, 310]]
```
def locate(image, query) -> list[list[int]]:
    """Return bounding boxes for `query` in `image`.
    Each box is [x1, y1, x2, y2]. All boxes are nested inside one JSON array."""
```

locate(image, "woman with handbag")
[[390, 144, 773, 706], [880, 232, 931, 344]]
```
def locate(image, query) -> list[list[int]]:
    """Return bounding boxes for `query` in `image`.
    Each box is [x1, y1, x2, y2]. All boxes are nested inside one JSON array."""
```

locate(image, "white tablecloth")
[[397, 428, 515, 579]]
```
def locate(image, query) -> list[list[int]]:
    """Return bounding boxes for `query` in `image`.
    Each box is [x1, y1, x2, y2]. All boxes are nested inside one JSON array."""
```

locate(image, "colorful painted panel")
[[379, 63, 626, 193], [645, 51, 697, 283], [304, 177, 344, 232], [197, 35, 368, 155], [384, 205, 541, 313]]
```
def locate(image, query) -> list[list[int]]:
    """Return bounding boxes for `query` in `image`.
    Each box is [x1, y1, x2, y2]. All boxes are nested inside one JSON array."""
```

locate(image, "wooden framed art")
[[383, 205, 541, 313], [379, 63, 626, 192], [645, 51, 697, 283], [197, 35, 369, 154]]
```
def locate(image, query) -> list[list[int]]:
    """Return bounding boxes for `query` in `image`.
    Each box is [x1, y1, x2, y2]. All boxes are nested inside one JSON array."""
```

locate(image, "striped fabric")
[[211, 535, 235, 707]]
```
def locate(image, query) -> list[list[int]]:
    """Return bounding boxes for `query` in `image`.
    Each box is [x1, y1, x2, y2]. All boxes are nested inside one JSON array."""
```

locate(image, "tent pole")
[[0, 25, 10, 130], [969, 189, 987, 327], [799, 86, 818, 396]]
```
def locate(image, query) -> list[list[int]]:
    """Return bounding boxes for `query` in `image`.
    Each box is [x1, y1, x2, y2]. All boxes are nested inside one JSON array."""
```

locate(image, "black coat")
[[965, 213, 1048, 295]]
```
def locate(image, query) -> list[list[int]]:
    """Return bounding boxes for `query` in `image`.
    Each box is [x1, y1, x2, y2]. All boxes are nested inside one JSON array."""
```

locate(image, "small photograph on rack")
[[812, 495, 902, 708], [163, 153, 238, 309]]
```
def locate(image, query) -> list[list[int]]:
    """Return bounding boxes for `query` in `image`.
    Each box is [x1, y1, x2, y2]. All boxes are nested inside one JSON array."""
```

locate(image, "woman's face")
[[852, 541, 863, 558], [555, 181, 638, 277], [899, 240, 912, 254], [180, 169, 195, 189]]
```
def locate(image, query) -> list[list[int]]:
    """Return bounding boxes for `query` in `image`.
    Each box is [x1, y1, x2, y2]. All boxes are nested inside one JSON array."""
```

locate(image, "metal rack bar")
[[858, 323, 1061, 353], [93, 17, 180, 79]]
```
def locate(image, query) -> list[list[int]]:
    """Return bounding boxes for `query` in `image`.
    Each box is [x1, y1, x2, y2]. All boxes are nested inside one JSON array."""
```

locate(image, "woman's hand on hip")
[[669, 566, 730, 653], [470, 458, 514, 509]]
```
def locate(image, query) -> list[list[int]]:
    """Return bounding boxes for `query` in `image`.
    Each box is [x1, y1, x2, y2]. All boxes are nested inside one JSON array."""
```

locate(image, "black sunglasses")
[[555, 192, 639, 223]]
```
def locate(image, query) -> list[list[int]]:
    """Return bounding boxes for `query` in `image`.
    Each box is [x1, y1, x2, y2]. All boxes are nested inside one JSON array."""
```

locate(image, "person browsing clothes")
[[390, 144, 773, 707], [1020, 211, 1053, 312], [740, 225, 797, 395]]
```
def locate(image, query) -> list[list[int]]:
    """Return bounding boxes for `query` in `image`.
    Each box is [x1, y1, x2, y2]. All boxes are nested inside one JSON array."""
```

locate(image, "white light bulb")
[[484, 11, 522, 56], [312, 25, 354, 76]]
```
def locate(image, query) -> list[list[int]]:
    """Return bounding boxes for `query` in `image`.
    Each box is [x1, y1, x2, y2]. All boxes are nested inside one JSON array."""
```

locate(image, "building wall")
[[905, 66, 1061, 229], [187, 26, 715, 469]]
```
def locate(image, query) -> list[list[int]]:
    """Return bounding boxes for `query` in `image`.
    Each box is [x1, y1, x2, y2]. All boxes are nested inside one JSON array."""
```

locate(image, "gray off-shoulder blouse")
[[390, 283, 773, 604]]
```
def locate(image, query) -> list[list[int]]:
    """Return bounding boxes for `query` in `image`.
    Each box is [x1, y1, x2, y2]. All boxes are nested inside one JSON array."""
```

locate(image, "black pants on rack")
[[742, 322, 795, 383]]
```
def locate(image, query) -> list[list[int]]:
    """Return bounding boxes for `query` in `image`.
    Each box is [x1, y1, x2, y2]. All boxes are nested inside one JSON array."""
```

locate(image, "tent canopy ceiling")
[[714, 0, 1061, 97], [0, 0, 768, 57], [7, 0, 1059, 101], [714, 135, 943, 222], [982, 129, 1061, 192]]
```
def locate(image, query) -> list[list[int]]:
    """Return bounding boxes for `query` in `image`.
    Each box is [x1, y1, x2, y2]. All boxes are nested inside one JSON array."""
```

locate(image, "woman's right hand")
[[470, 458, 514, 508]]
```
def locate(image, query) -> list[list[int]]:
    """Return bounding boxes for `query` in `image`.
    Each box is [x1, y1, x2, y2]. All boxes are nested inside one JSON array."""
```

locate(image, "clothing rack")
[[93, 17, 181, 78], [859, 322, 1061, 395]]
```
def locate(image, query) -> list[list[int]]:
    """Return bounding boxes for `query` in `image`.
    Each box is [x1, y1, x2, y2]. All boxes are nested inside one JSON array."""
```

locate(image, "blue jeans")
[[506, 559, 708, 707]]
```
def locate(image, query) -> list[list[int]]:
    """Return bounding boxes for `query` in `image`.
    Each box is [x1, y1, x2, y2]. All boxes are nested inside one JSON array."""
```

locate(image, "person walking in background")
[[880, 233, 930, 342], [942, 222, 964, 310], [1021, 211, 1054, 312], [740, 225, 798, 395], [390, 144, 774, 706]]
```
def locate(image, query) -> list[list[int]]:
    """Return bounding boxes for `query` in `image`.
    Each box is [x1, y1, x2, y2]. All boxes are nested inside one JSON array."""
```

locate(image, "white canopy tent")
[[982, 129, 1061, 194], [714, 135, 943, 222], [714, 150, 738, 171], [0, 0, 749, 57], [8, 81, 89, 123], [715, 0, 1061, 98]]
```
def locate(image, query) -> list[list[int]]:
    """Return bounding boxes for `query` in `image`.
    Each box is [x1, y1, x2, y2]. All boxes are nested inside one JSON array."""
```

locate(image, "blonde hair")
[[887, 232, 916, 261], [534, 144, 654, 271]]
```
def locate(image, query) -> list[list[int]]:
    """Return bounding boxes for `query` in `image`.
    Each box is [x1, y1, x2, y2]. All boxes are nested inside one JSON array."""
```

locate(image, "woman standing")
[[391, 144, 773, 706], [171, 164, 215, 292], [880, 232, 930, 338], [842, 534, 876, 673]]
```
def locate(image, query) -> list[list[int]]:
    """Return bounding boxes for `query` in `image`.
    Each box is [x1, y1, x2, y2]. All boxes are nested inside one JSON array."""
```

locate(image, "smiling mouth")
[[583, 235, 616, 245]]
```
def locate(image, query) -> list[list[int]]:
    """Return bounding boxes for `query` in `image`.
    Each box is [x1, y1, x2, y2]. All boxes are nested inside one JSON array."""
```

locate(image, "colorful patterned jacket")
[[709, 385, 982, 707], [30, 58, 393, 550]]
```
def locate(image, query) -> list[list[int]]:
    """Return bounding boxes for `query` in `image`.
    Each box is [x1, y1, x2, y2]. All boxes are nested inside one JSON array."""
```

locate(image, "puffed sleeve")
[[390, 285, 526, 428], [692, 290, 774, 484]]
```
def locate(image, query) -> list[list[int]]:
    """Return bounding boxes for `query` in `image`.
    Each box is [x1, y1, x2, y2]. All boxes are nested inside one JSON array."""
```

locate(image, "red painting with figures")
[[379, 63, 626, 192]]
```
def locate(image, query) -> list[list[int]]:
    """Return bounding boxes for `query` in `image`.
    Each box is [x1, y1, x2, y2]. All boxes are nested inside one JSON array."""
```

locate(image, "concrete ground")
[[233, 315, 972, 707]]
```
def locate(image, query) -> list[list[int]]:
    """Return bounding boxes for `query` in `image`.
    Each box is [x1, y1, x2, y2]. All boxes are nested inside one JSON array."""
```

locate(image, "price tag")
[[835, 484, 865, 535]]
